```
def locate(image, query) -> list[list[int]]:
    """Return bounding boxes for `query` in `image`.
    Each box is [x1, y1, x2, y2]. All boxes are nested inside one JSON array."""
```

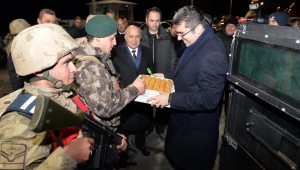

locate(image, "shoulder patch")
[[0, 89, 23, 118], [0, 142, 26, 169]]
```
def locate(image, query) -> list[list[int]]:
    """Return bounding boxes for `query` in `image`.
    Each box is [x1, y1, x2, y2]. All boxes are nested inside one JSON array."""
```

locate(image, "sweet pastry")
[[148, 77, 156, 89], [153, 78, 161, 91], [164, 80, 173, 93]]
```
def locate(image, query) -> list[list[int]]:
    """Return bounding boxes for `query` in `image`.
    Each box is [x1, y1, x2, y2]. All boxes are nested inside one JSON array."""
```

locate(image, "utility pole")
[[92, 0, 96, 15], [293, 0, 296, 16], [191, 0, 193, 5], [230, 0, 233, 14]]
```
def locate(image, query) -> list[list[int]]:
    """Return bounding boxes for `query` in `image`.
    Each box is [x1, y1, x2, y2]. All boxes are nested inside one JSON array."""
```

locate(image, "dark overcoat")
[[164, 28, 228, 170]]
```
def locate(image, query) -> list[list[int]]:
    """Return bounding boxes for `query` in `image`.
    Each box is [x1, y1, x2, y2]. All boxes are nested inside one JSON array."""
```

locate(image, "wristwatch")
[[168, 93, 173, 104]]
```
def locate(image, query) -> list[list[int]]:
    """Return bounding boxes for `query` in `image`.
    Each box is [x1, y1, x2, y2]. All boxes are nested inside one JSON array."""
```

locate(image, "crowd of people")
[[0, 4, 297, 170]]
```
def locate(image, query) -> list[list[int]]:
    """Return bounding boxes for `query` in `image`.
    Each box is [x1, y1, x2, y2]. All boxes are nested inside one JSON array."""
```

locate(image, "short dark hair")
[[145, 7, 162, 19], [118, 16, 127, 20], [38, 8, 56, 19], [74, 16, 82, 20], [173, 5, 206, 30]]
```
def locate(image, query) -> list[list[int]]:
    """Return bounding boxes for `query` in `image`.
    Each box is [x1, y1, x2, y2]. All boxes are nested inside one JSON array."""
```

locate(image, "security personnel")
[[0, 24, 94, 169], [6, 19, 31, 90], [72, 15, 146, 130]]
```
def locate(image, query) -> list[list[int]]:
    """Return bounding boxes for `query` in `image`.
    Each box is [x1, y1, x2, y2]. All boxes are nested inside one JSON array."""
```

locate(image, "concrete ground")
[[0, 52, 226, 170]]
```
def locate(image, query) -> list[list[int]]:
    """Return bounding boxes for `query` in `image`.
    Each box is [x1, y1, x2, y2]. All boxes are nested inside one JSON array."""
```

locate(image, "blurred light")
[[277, 6, 280, 9], [260, 2, 264, 5]]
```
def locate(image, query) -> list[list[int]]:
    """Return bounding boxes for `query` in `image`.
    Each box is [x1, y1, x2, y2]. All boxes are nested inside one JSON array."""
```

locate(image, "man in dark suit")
[[147, 5, 228, 170], [112, 25, 154, 157], [115, 18, 127, 47]]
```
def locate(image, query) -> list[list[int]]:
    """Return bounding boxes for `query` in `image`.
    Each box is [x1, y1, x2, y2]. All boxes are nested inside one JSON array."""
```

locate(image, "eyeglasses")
[[176, 24, 199, 38]]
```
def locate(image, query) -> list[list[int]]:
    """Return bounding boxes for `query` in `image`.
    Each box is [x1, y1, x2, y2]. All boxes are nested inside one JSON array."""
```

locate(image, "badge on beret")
[[0, 142, 26, 169]]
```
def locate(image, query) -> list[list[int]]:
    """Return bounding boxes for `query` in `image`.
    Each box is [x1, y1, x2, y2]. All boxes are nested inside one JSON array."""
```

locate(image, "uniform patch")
[[0, 142, 26, 169]]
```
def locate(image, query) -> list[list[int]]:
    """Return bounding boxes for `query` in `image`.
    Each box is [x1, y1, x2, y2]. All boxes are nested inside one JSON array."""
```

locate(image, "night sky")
[[0, 0, 297, 36]]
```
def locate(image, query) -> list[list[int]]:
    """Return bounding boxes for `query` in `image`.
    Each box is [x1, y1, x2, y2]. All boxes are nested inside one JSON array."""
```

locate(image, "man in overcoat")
[[147, 5, 228, 170]]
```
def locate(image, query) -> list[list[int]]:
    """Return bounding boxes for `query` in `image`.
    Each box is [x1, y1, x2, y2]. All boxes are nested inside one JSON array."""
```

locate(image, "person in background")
[[217, 16, 238, 58], [216, 16, 238, 155], [203, 13, 213, 27], [106, 11, 115, 19], [147, 5, 228, 169], [141, 7, 178, 141], [6, 19, 31, 90], [119, 16, 128, 28], [268, 12, 289, 26], [3, 33, 13, 49], [112, 25, 154, 157], [288, 18, 300, 28], [37, 8, 57, 24], [245, 10, 257, 19], [66, 16, 86, 39], [0, 23, 94, 170], [86, 14, 97, 23], [0, 37, 4, 50], [115, 18, 127, 47], [7, 8, 58, 91], [169, 23, 186, 58]]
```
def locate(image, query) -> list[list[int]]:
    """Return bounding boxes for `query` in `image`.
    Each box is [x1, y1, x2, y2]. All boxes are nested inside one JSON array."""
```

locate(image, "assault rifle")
[[28, 94, 134, 169]]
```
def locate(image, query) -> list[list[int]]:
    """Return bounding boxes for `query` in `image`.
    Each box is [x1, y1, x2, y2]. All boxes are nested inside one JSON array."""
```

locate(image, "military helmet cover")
[[9, 19, 31, 35], [86, 14, 97, 24], [11, 24, 79, 76], [85, 15, 117, 37]]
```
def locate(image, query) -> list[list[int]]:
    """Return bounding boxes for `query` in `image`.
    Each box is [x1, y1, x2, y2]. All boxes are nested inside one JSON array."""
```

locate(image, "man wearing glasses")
[[147, 5, 228, 170]]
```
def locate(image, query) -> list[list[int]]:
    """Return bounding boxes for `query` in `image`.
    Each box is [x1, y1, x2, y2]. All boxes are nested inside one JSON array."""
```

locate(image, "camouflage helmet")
[[11, 24, 79, 76], [86, 14, 97, 24], [9, 19, 31, 35]]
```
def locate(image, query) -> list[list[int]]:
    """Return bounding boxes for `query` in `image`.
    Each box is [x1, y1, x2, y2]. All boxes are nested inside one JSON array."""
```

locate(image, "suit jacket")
[[112, 43, 154, 131], [164, 27, 228, 170]]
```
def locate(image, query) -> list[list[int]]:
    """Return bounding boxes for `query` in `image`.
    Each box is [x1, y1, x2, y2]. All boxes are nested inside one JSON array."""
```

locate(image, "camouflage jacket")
[[0, 83, 78, 169], [72, 42, 139, 128]]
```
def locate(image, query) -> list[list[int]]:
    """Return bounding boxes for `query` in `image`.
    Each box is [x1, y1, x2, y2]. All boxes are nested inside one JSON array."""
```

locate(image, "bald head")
[[125, 25, 141, 49]]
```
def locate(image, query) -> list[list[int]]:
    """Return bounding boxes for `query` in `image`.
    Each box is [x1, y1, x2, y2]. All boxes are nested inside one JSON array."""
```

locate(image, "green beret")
[[85, 15, 117, 37]]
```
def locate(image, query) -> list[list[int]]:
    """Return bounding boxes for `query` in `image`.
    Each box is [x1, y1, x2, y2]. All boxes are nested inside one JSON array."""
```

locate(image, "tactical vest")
[[74, 56, 121, 127], [2, 92, 79, 152], [74, 56, 120, 92]]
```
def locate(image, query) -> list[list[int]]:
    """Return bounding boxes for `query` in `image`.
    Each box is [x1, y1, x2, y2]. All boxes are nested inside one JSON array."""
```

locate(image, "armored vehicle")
[[221, 23, 300, 170]]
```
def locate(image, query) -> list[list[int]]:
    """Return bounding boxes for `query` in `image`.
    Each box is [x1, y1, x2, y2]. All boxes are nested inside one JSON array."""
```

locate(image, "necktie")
[[132, 50, 137, 62]]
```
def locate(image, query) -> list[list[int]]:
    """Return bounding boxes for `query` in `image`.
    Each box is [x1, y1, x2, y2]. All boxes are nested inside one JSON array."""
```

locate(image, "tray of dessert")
[[134, 75, 175, 107]]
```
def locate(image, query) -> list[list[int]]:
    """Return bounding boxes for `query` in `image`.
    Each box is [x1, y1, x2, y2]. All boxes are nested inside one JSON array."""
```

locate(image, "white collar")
[[127, 46, 138, 54]]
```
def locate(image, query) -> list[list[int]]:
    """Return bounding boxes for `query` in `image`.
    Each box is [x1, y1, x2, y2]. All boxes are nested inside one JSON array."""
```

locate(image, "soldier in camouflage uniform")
[[0, 24, 94, 169], [72, 15, 146, 129], [6, 19, 31, 90]]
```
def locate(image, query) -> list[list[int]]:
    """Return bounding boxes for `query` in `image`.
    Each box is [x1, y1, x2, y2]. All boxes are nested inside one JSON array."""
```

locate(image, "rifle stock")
[[28, 94, 127, 169]]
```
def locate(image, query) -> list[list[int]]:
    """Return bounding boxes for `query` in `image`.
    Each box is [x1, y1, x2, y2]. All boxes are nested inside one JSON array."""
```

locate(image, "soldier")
[[72, 15, 146, 129], [7, 8, 57, 91], [6, 19, 31, 90], [0, 24, 94, 169]]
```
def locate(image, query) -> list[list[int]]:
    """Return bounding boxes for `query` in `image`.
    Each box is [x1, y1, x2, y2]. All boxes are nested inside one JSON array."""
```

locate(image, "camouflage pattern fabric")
[[72, 42, 139, 129], [0, 83, 78, 169]]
